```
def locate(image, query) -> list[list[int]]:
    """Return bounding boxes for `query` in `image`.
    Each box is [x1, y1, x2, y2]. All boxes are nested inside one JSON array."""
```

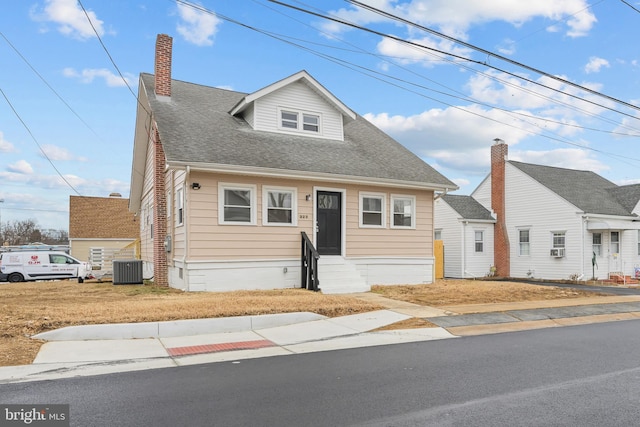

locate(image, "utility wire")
[[346, 0, 640, 114], [268, 0, 640, 122], [0, 87, 82, 196], [620, 0, 640, 14], [0, 31, 106, 144], [254, 0, 640, 137], [175, 0, 640, 166]]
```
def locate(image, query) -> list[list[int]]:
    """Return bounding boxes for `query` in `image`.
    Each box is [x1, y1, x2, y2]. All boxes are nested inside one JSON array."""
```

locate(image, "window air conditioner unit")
[[550, 248, 565, 258]]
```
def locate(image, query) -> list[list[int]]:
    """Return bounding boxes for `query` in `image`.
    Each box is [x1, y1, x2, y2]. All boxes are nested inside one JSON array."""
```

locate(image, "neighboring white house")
[[437, 141, 640, 281], [434, 194, 495, 278]]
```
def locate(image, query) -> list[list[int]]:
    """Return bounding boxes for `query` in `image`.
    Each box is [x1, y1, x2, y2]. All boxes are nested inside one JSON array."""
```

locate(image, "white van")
[[0, 251, 91, 283]]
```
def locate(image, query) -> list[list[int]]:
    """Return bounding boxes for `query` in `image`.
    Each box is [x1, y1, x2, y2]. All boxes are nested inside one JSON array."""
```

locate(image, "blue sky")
[[1, 0, 639, 231]]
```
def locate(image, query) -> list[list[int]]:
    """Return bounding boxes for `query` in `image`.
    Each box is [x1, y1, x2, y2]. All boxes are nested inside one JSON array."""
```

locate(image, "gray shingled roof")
[[609, 184, 640, 213], [509, 161, 634, 216], [141, 73, 456, 189], [442, 194, 495, 221]]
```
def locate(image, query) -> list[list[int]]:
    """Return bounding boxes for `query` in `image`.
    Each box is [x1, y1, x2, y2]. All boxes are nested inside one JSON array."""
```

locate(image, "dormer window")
[[279, 108, 320, 134]]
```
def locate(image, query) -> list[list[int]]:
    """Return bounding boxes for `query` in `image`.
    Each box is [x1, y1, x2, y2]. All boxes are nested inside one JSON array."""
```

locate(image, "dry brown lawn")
[[1, 278, 610, 367], [371, 279, 608, 307]]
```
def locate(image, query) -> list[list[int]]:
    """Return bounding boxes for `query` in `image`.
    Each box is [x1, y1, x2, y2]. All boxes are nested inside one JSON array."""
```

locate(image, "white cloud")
[[39, 144, 87, 162], [376, 35, 473, 67], [31, 0, 104, 40], [7, 160, 34, 174], [176, 2, 222, 46], [0, 132, 17, 153], [63, 67, 132, 87], [325, 0, 596, 39], [497, 39, 516, 56], [584, 56, 610, 74]]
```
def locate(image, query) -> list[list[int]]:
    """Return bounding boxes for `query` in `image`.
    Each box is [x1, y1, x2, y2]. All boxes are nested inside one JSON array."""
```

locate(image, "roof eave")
[[166, 161, 457, 192]]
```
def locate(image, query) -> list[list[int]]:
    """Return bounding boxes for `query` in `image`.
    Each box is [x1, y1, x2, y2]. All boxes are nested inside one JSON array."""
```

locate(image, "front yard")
[[1, 279, 608, 367]]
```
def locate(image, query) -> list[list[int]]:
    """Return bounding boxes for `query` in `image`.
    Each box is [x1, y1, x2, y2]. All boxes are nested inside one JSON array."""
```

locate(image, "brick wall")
[[491, 142, 510, 277], [154, 34, 172, 97], [153, 126, 168, 287]]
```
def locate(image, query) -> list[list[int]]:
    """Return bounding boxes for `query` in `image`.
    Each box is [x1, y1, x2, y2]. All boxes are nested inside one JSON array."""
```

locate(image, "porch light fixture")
[[191, 183, 201, 190], [305, 194, 311, 201]]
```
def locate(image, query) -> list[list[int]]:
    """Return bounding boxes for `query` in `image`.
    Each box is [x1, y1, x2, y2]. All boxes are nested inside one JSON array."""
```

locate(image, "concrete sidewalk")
[[3, 293, 640, 384], [0, 309, 456, 384]]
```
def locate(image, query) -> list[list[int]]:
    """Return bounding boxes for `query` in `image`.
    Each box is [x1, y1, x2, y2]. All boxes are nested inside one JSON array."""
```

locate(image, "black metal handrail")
[[301, 231, 320, 291]]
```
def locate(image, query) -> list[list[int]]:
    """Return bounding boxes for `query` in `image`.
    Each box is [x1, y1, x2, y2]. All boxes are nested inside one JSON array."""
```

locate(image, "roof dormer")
[[229, 70, 356, 141]]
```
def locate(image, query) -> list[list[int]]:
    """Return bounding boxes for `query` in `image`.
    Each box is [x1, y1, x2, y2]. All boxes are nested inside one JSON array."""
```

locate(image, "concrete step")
[[317, 257, 370, 294]]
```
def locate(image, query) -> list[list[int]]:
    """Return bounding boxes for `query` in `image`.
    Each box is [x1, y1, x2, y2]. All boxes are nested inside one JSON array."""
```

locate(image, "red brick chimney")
[[491, 139, 510, 277], [154, 34, 173, 98]]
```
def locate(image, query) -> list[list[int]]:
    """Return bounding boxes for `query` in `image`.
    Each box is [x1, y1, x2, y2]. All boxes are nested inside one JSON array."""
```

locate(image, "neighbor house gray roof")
[[140, 73, 456, 189], [509, 161, 635, 217], [441, 194, 495, 221]]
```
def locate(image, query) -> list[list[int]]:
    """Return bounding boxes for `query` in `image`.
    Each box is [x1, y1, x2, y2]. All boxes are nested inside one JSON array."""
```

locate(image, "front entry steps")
[[317, 256, 370, 294]]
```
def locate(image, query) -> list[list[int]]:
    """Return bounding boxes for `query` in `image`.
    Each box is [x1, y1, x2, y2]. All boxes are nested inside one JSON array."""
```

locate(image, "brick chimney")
[[491, 139, 510, 277], [154, 34, 173, 98]]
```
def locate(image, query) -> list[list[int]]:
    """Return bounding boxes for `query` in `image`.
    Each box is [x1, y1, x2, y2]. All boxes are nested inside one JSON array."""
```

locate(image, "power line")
[[267, 0, 640, 123], [346, 0, 640, 115], [0, 31, 105, 144], [174, 0, 640, 167], [253, 0, 640, 137], [620, 0, 640, 14], [0, 87, 82, 196]]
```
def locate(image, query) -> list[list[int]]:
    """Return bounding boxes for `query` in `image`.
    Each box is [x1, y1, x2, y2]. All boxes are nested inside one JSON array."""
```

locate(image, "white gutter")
[[166, 162, 458, 192], [461, 220, 467, 279], [183, 165, 191, 290], [434, 188, 451, 201]]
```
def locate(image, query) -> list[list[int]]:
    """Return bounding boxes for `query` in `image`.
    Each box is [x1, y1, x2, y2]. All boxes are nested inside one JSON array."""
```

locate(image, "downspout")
[[183, 165, 191, 290], [434, 188, 451, 201], [462, 220, 467, 279], [581, 215, 586, 280]]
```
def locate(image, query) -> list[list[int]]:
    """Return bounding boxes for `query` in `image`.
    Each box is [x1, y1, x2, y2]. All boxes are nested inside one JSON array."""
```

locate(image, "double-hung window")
[[176, 188, 184, 226], [360, 193, 385, 227], [281, 111, 298, 129], [219, 184, 256, 225], [391, 195, 415, 228], [593, 233, 602, 256], [279, 109, 320, 134], [264, 187, 296, 225], [519, 229, 530, 256], [475, 231, 484, 253], [611, 231, 620, 255], [552, 232, 566, 249]]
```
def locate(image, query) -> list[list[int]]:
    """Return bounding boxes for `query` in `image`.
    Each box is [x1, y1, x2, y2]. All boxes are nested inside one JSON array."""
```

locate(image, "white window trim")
[[277, 107, 322, 135], [359, 192, 386, 228], [262, 186, 297, 226], [518, 228, 530, 256], [218, 183, 257, 225], [390, 194, 416, 229], [551, 231, 566, 249], [176, 187, 184, 227], [593, 232, 602, 257], [474, 230, 484, 253]]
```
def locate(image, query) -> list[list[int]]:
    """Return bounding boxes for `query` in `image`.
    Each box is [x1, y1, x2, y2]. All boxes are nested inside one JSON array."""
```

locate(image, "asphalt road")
[[3, 320, 640, 426]]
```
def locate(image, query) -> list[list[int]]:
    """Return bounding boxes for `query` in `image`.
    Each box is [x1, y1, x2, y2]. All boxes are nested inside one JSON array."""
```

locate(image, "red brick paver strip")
[[167, 340, 277, 357]]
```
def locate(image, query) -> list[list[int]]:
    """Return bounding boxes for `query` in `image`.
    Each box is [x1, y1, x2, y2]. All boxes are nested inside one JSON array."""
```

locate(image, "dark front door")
[[316, 191, 342, 255]]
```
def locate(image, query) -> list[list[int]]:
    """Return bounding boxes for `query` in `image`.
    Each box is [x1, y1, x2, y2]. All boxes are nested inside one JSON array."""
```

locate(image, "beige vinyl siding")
[[185, 173, 314, 260], [170, 170, 187, 259], [347, 184, 433, 258], [180, 173, 433, 260], [253, 81, 344, 141]]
